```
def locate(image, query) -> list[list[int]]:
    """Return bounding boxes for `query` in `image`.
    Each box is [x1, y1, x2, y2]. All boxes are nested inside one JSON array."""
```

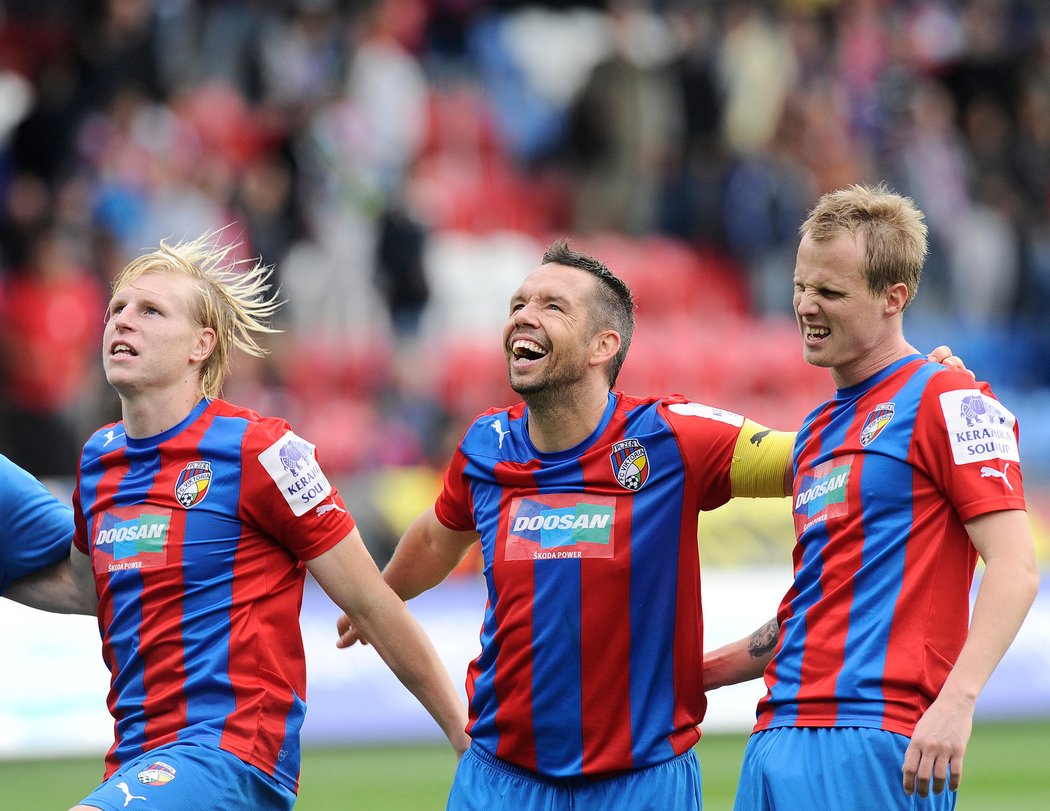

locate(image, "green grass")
[[1, 721, 1046, 809]]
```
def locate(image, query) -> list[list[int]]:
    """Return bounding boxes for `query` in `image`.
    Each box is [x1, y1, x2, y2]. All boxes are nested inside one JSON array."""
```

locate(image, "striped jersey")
[[755, 356, 1026, 736], [72, 398, 354, 792], [435, 390, 752, 779]]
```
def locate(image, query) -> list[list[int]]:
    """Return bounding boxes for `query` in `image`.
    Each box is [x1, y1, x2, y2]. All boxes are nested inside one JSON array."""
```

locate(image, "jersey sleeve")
[[0, 454, 74, 593], [659, 399, 750, 511], [239, 418, 356, 561], [433, 443, 475, 532], [912, 370, 1027, 522]]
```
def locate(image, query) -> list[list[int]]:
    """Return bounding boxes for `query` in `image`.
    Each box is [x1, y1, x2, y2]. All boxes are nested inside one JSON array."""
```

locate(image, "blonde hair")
[[800, 183, 928, 307], [112, 234, 282, 399]]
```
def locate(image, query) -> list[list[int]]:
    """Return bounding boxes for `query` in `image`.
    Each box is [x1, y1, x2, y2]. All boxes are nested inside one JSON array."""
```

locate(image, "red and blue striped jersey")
[[72, 398, 354, 792], [755, 356, 1026, 736], [435, 391, 747, 779]]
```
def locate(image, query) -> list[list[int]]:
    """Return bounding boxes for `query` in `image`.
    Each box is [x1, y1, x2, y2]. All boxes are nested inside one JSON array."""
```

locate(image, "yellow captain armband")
[[729, 419, 796, 498]]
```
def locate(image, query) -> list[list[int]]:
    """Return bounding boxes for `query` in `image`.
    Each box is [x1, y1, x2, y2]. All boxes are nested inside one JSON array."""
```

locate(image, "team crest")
[[860, 402, 895, 447], [611, 438, 650, 491], [137, 760, 176, 785], [175, 461, 213, 508]]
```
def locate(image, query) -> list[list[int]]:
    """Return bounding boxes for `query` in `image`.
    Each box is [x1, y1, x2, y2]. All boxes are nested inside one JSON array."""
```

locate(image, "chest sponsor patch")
[[793, 457, 852, 534], [259, 431, 332, 516], [939, 390, 1019, 466], [505, 494, 616, 561], [93, 507, 172, 573]]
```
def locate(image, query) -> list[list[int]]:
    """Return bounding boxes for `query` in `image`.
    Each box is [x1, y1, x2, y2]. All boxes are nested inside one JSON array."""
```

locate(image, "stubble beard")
[[509, 358, 591, 416]]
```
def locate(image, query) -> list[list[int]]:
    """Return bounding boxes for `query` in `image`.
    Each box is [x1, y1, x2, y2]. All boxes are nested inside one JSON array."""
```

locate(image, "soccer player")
[[722, 185, 1039, 810], [328, 236, 801, 808], [18, 236, 469, 811], [0, 453, 74, 598]]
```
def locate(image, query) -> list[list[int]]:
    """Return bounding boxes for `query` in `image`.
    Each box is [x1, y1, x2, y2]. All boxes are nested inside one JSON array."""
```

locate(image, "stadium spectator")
[[712, 185, 1038, 810], [8, 235, 468, 810]]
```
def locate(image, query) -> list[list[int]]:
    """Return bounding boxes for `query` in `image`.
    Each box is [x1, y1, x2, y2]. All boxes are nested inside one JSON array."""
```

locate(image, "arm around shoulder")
[[704, 617, 779, 690]]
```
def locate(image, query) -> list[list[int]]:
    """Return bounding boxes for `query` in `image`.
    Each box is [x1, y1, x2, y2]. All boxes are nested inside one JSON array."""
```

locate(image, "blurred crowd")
[[2, 0, 1050, 509]]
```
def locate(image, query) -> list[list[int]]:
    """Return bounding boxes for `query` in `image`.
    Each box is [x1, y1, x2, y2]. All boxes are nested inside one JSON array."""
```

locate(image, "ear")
[[190, 327, 217, 365], [590, 329, 622, 369], [884, 282, 909, 317]]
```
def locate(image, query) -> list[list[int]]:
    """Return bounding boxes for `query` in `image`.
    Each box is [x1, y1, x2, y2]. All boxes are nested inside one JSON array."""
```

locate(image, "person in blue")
[[0, 452, 75, 600]]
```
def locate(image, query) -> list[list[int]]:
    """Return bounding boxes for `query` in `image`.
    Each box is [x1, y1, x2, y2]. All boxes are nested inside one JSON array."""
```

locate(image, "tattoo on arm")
[[747, 619, 779, 659]]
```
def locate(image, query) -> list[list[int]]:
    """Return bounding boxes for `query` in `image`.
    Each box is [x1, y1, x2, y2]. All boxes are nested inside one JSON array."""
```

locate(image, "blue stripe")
[[530, 455, 584, 777], [179, 415, 247, 743], [626, 406, 680, 766]]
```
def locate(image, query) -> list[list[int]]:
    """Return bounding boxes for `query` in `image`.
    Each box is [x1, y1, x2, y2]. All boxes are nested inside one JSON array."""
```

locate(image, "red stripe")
[[490, 458, 539, 771]]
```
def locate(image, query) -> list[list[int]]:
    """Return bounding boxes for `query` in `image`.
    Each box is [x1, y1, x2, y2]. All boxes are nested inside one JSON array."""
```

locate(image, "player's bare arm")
[[703, 618, 779, 691], [308, 527, 470, 755], [335, 508, 478, 649], [903, 509, 1038, 798], [5, 545, 97, 615]]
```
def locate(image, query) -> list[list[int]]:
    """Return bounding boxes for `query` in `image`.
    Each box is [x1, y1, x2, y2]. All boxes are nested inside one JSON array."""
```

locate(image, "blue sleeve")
[[0, 454, 75, 594]]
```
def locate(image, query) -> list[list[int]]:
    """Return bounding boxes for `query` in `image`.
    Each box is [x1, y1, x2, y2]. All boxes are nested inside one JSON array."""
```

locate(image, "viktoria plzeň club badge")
[[610, 438, 650, 491], [860, 402, 895, 447], [175, 461, 213, 508]]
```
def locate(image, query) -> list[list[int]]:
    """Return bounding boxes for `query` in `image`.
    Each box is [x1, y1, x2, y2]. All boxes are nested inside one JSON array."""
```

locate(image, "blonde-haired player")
[[15, 234, 469, 810]]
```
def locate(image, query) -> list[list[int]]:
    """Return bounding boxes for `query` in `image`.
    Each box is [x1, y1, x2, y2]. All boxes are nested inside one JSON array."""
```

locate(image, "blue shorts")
[[448, 741, 702, 811], [734, 727, 957, 811], [77, 741, 296, 811]]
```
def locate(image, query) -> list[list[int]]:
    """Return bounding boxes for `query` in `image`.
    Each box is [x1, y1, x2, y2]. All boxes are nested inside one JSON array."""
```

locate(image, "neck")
[[832, 338, 918, 389], [120, 385, 205, 439], [523, 380, 611, 453]]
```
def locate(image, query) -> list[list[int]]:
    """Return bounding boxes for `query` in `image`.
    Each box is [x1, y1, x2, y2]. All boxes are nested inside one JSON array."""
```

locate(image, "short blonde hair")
[[800, 183, 928, 307], [112, 234, 282, 399]]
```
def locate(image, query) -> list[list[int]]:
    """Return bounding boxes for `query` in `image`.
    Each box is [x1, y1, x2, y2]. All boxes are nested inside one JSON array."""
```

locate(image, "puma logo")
[[491, 419, 511, 450], [980, 463, 1013, 491], [117, 781, 146, 807], [316, 500, 346, 517], [750, 430, 772, 446]]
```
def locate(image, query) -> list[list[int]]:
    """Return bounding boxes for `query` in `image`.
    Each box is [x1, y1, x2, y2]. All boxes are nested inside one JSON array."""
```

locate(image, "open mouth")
[[111, 342, 138, 357], [511, 339, 548, 362]]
